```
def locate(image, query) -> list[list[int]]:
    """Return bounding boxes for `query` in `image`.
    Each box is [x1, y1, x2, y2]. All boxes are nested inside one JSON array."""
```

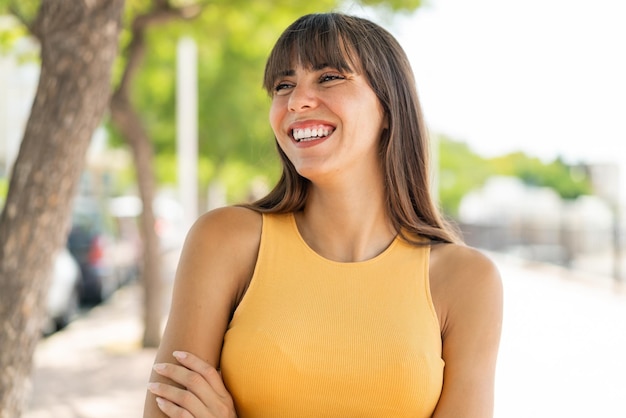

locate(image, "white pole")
[[176, 37, 199, 233], [0, 57, 10, 175]]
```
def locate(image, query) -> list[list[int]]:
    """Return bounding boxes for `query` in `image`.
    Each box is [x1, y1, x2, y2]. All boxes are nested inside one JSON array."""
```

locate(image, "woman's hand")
[[147, 351, 237, 418]]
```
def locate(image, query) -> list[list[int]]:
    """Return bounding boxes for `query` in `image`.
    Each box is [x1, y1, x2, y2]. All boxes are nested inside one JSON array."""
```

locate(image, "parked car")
[[109, 193, 186, 252], [67, 195, 141, 305], [43, 247, 82, 335]]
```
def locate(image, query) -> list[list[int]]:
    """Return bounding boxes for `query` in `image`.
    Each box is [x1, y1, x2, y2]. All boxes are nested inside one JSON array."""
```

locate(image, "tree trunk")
[[109, 2, 204, 348], [0, 0, 124, 416], [110, 92, 163, 347]]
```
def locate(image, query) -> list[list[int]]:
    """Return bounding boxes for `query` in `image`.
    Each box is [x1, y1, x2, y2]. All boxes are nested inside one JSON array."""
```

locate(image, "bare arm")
[[143, 206, 261, 418], [430, 245, 503, 418]]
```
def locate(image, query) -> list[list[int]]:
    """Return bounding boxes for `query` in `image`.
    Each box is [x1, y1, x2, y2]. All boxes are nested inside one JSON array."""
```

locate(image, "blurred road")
[[494, 255, 626, 418], [24, 252, 626, 418]]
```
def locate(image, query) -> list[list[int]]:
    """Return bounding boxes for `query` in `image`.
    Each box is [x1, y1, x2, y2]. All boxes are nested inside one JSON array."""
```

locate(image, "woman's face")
[[269, 62, 387, 185]]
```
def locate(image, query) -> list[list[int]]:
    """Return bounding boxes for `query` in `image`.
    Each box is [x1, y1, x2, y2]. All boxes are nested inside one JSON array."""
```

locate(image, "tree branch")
[[114, 1, 204, 100], [8, 4, 38, 39], [133, 3, 204, 32], [153, 0, 171, 11]]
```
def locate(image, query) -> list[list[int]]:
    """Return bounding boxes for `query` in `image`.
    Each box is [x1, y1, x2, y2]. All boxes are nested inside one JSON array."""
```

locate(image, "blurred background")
[[0, 0, 625, 417]]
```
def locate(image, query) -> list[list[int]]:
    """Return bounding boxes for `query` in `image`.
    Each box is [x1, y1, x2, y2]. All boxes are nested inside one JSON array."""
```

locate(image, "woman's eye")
[[273, 82, 293, 95], [320, 73, 345, 83]]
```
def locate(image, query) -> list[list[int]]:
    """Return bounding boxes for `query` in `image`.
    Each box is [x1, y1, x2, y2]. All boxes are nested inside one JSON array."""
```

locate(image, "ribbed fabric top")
[[220, 213, 444, 418]]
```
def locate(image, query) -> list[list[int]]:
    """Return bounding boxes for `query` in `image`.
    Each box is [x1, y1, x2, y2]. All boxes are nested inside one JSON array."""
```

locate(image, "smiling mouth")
[[292, 126, 334, 142]]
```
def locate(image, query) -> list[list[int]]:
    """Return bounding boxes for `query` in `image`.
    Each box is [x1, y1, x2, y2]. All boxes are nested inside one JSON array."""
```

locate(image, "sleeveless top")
[[220, 213, 444, 418]]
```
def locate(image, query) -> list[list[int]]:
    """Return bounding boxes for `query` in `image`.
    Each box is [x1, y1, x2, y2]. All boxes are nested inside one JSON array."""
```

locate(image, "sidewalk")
[[24, 254, 626, 418], [493, 255, 626, 418], [25, 284, 157, 418]]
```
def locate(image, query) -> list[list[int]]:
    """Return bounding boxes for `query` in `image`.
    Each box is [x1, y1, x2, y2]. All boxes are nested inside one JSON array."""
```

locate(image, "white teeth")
[[292, 127, 332, 142]]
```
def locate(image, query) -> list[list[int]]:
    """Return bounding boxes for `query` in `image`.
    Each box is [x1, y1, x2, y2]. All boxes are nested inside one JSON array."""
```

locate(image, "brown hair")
[[245, 13, 462, 245]]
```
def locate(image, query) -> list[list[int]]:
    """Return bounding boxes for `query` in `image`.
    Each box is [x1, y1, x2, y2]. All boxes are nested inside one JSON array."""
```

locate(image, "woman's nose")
[[288, 83, 318, 112]]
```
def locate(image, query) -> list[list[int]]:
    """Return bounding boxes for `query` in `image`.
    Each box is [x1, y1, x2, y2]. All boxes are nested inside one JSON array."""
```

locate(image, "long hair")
[[245, 13, 462, 245]]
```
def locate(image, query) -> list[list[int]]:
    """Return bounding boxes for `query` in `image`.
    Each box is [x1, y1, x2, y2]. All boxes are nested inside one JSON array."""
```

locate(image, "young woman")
[[144, 12, 502, 418]]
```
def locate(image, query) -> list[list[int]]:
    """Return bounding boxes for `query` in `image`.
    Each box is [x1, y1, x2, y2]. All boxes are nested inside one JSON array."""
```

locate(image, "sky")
[[352, 0, 626, 194]]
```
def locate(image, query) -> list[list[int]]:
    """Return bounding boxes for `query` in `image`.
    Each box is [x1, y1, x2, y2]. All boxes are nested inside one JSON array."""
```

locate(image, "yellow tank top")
[[220, 213, 444, 417]]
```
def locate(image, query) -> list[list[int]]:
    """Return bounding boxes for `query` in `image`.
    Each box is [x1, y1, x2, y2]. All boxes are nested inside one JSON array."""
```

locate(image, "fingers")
[[149, 352, 236, 418], [173, 351, 231, 398], [154, 396, 191, 417], [151, 362, 214, 403], [148, 383, 199, 418]]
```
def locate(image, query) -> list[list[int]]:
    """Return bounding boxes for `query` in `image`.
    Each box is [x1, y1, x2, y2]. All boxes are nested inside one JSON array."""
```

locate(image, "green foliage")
[[0, 14, 29, 54], [0, 0, 39, 24], [357, 0, 422, 12], [437, 135, 494, 217], [0, 0, 39, 55], [436, 136, 593, 217], [0, 176, 8, 204], [490, 153, 592, 200]]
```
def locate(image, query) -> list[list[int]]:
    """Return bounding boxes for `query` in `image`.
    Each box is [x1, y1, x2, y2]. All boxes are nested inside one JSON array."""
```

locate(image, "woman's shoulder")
[[430, 244, 499, 280], [429, 243, 503, 328], [430, 242, 501, 286], [190, 206, 263, 246], [181, 206, 263, 275]]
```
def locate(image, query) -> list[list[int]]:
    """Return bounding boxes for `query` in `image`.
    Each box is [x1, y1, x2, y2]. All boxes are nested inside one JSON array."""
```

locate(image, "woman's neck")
[[295, 178, 396, 263]]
